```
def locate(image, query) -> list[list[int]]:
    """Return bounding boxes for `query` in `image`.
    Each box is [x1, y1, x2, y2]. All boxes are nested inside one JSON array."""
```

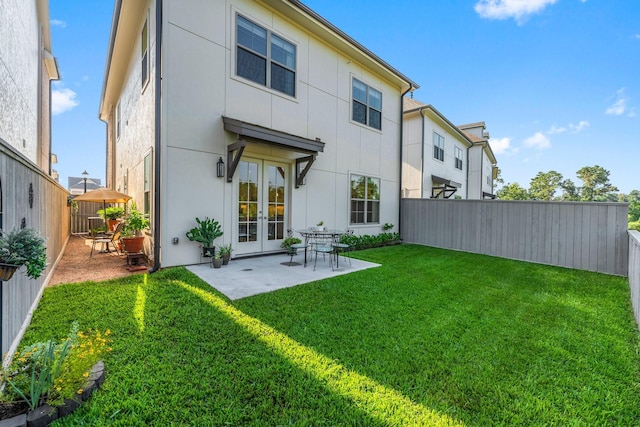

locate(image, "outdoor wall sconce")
[[216, 157, 225, 178]]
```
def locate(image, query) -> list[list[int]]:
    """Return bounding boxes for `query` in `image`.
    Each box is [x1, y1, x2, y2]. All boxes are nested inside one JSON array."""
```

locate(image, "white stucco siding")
[[0, 0, 40, 160], [422, 122, 467, 199]]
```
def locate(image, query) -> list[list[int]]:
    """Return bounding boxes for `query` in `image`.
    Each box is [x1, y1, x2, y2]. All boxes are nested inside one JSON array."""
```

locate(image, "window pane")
[[367, 177, 380, 200], [369, 108, 381, 130], [352, 101, 366, 125], [352, 79, 367, 103], [367, 201, 380, 223], [351, 200, 365, 224], [271, 34, 295, 69], [237, 48, 266, 85], [368, 88, 382, 110], [237, 16, 267, 56], [271, 63, 295, 96], [351, 175, 365, 198]]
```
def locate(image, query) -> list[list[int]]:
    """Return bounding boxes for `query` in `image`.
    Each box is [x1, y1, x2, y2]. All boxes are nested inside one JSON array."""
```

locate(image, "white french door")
[[235, 158, 287, 255]]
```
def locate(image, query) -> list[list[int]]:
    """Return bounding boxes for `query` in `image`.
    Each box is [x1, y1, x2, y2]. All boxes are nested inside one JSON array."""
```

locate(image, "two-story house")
[[99, 0, 418, 267], [402, 97, 497, 200]]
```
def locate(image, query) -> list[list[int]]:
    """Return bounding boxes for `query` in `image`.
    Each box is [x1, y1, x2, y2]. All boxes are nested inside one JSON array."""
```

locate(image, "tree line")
[[495, 165, 639, 230]]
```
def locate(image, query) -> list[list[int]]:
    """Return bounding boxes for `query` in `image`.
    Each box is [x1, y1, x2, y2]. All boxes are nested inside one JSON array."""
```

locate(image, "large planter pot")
[[122, 236, 144, 253], [222, 254, 231, 265], [211, 258, 223, 268], [0, 263, 19, 281]]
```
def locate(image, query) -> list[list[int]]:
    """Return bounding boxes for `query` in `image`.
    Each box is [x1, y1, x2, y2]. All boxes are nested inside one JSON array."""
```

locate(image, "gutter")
[[149, 0, 163, 273], [398, 85, 417, 239]]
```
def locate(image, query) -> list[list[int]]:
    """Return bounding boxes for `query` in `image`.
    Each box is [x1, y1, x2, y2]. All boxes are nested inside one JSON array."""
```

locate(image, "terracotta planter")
[[108, 219, 119, 232], [0, 263, 19, 281], [122, 236, 144, 253]]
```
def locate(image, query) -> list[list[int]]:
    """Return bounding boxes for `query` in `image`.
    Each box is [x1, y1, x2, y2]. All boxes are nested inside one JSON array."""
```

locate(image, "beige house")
[[402, 98, 497, 200], [99, 0, 418, 267]]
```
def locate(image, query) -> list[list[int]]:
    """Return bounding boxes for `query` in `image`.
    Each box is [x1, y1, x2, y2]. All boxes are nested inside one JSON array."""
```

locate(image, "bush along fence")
[[339, 232, 401, 251]]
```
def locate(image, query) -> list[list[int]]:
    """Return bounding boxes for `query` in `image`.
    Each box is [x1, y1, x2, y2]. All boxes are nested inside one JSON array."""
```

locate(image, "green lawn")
[[19, 244, 640, 426]]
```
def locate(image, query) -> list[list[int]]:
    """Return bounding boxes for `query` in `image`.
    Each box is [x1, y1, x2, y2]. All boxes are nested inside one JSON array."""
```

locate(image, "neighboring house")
[[99, 0, 418, 267], [402, 98, 497, 199], [459, 122, 498, 199], [0, 0, 69, 357], [68, 176, 102, 195]]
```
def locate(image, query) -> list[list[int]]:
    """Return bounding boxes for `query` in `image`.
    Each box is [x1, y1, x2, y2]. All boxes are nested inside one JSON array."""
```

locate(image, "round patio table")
[[295, 229, 345, 268]]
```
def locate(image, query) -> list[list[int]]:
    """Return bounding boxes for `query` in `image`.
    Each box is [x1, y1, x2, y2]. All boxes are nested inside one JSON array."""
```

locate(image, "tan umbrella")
[[74, 188, 132, 226]]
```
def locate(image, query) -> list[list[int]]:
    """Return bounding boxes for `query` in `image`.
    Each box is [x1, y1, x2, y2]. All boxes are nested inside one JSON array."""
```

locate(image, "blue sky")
[[49, 0, 639, 193]]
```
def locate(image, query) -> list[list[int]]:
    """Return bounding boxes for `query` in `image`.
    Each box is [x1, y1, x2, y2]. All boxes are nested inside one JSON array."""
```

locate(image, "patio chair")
[[285, 228, 309, 267], [332, 228, 354, 266], [90, 222, 124, 257], [313, 233, 335, 271]]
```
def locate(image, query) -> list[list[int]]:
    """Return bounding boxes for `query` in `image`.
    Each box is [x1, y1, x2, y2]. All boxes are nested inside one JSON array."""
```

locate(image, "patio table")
[[295, 229, 345, 268]]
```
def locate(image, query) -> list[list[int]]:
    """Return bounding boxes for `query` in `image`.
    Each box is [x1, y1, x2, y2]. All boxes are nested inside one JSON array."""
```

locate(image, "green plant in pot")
[[211, 251, 223, 269], [186, 217, 223, 257], [97, 206, 125, 231], [218, 243, 233, 265], [0, 228, 47, 280], [281, 237, 302, 255], [121, 204, 149, 253]]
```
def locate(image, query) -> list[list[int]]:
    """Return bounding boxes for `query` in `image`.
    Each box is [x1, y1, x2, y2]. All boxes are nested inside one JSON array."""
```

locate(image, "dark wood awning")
[[431, 175, 460, 199], [222, 116, 325, 187]]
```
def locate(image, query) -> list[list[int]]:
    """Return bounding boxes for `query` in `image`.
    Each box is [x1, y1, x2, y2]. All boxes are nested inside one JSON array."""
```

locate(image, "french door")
[[235, 158, 287, 255]]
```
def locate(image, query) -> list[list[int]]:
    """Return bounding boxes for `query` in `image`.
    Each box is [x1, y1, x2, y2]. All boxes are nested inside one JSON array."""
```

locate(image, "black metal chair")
[[285, 229, 308, 267], [332, 229, 354, 266]]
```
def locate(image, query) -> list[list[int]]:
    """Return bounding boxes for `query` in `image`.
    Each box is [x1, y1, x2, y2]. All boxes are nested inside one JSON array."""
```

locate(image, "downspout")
[[419, 107, 426, 198], [149, 0, 162, 273], [465, 144, 471, 199], [398, 85, 415, 239]]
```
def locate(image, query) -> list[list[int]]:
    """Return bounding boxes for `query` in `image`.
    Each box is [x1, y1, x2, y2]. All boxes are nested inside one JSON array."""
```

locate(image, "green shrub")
[[339, 231, 401, 250], [629, 221, 640, 231]]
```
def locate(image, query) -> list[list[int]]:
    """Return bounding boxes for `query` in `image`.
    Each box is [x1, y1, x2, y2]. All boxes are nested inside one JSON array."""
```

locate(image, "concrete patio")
[[186, 252, 380, 300]]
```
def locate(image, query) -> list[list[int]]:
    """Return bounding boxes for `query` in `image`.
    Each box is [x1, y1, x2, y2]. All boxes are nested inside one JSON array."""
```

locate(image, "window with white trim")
[[352, 78, 382, 130], [115, 102, 121, 140], [141, 17, 149, 88], [236, 15, 296, 97], [433, 132, 444, 161], [350, 174, 380, 224], [144, 153, 151, 217], [455, 146, 463, 170]]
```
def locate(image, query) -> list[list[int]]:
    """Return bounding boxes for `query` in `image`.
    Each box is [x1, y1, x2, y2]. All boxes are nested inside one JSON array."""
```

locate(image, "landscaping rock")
[[56, 399, 80, 418], [81, 381, 97, 402], [0, 413, 27, 427]]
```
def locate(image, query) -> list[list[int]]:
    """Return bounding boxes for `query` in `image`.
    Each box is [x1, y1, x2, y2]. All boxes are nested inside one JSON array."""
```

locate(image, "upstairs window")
[[350, 174, 380, 224], [433, 132, 444, 161], [236, 15, 296, 97], [455, 146, 463, 170], [141, 17, 149, 88], [352, 78, 382, 130], [115, 102, 121, 140]]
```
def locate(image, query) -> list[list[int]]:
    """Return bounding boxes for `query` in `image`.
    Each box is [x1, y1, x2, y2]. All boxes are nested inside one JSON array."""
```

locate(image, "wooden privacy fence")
[[629, 231, 640, 328], [70, 201, 109, 234], [401, 198, 629, 276]]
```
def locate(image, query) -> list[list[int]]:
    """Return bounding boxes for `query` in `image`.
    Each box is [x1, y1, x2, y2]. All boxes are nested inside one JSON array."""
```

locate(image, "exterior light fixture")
[[216, 157, 225, 178], [82, 170, 89, 193]]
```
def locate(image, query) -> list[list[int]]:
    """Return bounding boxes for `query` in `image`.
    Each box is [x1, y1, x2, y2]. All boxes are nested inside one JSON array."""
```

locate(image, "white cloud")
[[547, 125, 566, 134], [569, 120, 590, 132], [606, 88, 633, 116], [489, 137, 512, 154], [523, 132, 551, 150], [50, 19, 66, 28], [52, 87, 79, 115], [474, 0, 558, 23], [634, 34, 640, 40]]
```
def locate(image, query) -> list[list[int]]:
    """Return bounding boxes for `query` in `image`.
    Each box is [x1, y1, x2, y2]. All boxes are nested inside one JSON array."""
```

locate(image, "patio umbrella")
[[73, 188, 132, 226]]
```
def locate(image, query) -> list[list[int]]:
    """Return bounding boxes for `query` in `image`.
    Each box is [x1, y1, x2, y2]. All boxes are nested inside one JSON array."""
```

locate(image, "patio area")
[[49, 235, 380, 299]]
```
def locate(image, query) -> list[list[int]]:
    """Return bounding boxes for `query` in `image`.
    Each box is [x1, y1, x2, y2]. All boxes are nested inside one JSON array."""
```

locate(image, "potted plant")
[[121, 204, 149, 253], [97, 206, 125, 231], [211, 251, 223, 269], [281, 237, 302, 255], [218, 244, 233, 265], [0, 228, 47, 280], [314, 220, 325, 231], [186, 217, 223, 257]]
